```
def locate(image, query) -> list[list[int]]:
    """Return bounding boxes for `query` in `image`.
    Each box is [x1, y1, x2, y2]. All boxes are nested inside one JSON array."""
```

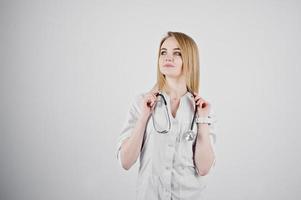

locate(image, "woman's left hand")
[[193, 92, 211, 118]]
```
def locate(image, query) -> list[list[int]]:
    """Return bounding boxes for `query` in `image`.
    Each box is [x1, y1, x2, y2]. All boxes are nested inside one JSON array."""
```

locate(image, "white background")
[[1, 0, 300, 199]]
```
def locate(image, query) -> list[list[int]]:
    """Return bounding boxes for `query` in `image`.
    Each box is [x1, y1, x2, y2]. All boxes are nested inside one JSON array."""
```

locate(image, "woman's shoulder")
[[132, 92, 146, 102], [128, 91, 148, 109], [132, 89, 155, 102], [130, 87, 158, 108]]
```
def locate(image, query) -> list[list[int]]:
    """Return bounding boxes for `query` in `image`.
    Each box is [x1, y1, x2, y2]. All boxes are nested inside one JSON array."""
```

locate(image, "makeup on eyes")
[[160, 48, 182, 56]]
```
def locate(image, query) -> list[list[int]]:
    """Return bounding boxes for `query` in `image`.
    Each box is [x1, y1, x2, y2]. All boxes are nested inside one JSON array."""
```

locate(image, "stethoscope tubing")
[[152, 91, 197, 134]]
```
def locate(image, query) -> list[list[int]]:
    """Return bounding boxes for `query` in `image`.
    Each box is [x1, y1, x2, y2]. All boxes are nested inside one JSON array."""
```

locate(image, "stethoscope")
[[151, 91, 198, 141]]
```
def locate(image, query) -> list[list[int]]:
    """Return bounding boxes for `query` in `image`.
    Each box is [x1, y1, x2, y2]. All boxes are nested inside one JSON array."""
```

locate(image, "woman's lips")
[[163, 63, 175, 67]]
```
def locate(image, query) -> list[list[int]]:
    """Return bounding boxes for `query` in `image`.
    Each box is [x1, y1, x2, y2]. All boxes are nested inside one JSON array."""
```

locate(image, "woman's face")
[[159, 37, 183, 79]]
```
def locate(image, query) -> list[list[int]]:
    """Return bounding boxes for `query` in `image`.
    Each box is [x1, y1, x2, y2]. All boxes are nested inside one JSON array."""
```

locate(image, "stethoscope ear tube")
[[155, 93, 167, 105]]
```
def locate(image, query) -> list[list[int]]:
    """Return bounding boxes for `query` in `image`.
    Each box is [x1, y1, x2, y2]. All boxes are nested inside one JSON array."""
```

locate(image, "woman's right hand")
[[140, 90, 158, 118]]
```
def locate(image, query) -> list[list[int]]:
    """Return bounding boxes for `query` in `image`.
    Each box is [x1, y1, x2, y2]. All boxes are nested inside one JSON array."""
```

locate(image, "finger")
[[150, 90, 158, 96], [146, 100, 151, 107], [151, 96, 157, 106], [150, 96, 156, 103], [194, 96, 202, 102], [195, 94, 204, 100], [200, 101, 208, 108], [146, 95, 155, 104], [151, 100, 157, 108], [193, 92, 201, 97], [194, 94, 205, 100], [202, 102, 208, 108], [196, 98, 204, 103], [147, 94, 155, 102], [148, 99, 154, 107], [196, 99, 205, 106]]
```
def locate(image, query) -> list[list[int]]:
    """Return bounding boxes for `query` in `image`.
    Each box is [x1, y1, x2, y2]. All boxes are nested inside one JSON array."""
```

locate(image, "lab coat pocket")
[[179, 174, 206, 199], [182, 174, 207, 192], [195, 175, 207, 190]]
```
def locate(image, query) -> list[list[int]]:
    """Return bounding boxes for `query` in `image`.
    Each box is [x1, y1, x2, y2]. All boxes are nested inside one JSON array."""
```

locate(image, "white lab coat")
[[116, 91, 217, 200]]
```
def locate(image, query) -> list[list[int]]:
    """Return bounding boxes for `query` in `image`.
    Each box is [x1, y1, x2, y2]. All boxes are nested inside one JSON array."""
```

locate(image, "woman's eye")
[[160, 51, 166, 55], [174, 52, 182, 56], [160, 51, 181, 56]]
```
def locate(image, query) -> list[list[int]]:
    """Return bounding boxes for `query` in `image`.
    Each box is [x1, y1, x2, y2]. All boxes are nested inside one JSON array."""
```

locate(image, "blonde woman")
[[116, 31, 217, 200]]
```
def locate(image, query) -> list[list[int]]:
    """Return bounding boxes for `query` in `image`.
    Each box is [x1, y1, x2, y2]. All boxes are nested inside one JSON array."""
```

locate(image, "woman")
[[116, 31, 217, 200]]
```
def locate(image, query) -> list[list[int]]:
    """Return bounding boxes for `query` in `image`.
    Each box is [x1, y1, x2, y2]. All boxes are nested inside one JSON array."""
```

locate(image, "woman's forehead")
[[161, 37, 180, 49]]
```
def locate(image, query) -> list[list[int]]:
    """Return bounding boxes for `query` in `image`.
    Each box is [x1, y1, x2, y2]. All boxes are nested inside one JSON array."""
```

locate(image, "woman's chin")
[[162, 73, 181, 79], [160, 67, 181, 78]]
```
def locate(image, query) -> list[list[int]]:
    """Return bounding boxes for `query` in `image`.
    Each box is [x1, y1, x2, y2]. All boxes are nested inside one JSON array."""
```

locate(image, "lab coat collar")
[[159, 90, 196, 111], [160, 90, 193, 100]]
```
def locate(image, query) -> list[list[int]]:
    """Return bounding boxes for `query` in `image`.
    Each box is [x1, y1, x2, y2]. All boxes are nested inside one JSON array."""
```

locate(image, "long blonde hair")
[[153, 31, 200, 93]]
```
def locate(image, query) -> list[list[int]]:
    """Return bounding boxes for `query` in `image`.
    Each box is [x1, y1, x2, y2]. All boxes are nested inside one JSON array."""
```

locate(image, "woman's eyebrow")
[[160, 47, 181, 51]]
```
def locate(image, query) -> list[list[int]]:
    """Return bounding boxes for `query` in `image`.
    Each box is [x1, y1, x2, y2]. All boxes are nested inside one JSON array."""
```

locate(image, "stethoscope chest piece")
[[182, 130, 196, 141]]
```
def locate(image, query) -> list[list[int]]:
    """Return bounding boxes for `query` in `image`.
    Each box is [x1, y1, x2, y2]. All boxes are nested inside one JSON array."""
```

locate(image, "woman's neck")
[[163, 77, 187, 100]]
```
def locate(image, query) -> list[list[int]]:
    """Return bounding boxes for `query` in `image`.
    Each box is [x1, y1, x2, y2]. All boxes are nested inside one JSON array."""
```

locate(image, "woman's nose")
[[164, 54, 173, 61]]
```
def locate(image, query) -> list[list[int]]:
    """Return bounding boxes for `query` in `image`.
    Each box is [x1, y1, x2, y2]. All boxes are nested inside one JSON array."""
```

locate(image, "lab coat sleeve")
[[116, 94, 144, 167], [208, 106, 218, 171]]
